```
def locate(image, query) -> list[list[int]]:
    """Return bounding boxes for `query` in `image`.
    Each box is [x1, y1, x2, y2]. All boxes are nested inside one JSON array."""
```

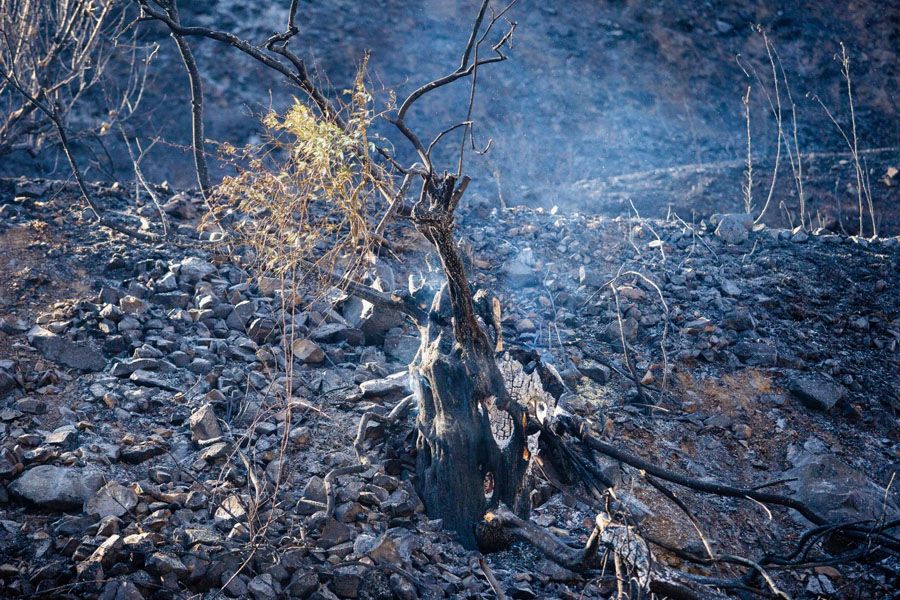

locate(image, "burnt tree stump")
[[408, 172, 531, 549]]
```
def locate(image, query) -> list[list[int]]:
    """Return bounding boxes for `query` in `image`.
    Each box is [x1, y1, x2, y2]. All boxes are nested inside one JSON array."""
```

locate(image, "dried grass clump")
[[209, 67, 384, 290]]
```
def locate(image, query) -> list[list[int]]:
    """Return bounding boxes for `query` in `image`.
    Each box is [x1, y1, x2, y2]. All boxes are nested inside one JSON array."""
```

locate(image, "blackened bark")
[[410, 173, 530, 549]]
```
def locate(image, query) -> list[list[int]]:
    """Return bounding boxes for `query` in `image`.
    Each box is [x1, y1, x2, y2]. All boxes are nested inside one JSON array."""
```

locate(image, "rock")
[[15, 397, 46, 414], [516, 318, 536, 333], [85, 482, 138, 518], [178, 257, 216, 284], [331, 566, 362, 598], [155, 272, 178, 292], [147, 552, 188, 578], [45, 425, 78, 446], [83, 534, 123, 569], [27, 326, 106, 371], [343, 297, 404, 345], [289, 426, 312, 446], [359, 376, 408, 400], [353, 533, 401, 564], [120, 441, 166, 464], [719, 278, 742, 297], [199, 441, 231, 461], [578, 359, 611, 384], [318, 519, 353, 548], [732, 341, 777, 366], [8, 466, 104, 510], [214, 495, 247, 528], [189, 403, 222, 443], [577, 266, 608, 288], [714, 214, 751, 244], [788, 375, 848, 411], [247, 317, 276, 344], [732, 423, 752, 440], [790, 229, 809, 243], [723, 309, 753, 332], [286, 570, 319, 598], [503, 253, 538, 287], [129, 369, 181, 391], [292, 339, 325, 364], [119, 295, 149, 315], [248, 573, 282, 600], [383, 328, 420, 364], [0, 366, 16, 395], [310, 323, 350, 343], [786, 438, 900, 524], [226, 300, 256, 330], [99, 580, 144, 600]]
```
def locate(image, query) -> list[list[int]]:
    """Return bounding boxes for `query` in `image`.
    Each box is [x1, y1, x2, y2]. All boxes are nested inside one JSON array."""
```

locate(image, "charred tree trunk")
[[409, 173, 531, 549]]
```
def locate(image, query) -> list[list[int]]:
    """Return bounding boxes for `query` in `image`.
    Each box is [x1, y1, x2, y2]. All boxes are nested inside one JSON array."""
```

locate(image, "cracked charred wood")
[[408, 172, 530, 549]]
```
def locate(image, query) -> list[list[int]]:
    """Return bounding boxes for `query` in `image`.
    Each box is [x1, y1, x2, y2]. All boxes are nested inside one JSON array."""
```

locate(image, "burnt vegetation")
[[0, 1, 898, 600]]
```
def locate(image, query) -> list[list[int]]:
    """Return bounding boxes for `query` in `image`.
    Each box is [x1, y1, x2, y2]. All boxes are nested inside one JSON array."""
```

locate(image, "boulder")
[[8, 466, 104, 510], [786, 438, 900, 524], [26, 326, 106, 371]]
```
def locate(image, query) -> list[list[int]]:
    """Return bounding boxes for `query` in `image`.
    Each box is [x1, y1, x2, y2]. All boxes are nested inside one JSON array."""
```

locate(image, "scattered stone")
[[248, 573, 281, 600], [359, 376, 409, 400], [578, 359, 611, 384], [788, 375, 848, 411], [292, 339, 325, 364], [189, 403, 223, 443], [714, 213, 751, 244], [147, 552, 189, 578], [732, 341, 777, 366], [178, 257, 216, 284], [120, 441, 166, 464], [85, 482, 138, 518]]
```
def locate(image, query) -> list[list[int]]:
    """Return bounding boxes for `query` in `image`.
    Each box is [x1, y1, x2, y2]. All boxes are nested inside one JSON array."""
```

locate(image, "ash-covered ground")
[[0, 179, 897, 598], [0, 1, 899, 599]]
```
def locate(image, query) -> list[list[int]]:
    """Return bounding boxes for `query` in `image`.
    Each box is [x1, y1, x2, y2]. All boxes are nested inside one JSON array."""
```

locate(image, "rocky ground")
[[0, 178, 898, 599]]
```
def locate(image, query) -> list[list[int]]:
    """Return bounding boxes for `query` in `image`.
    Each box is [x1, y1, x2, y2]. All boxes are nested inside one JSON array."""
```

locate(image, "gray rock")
[[247, 317, 276, 344], [8, 465, 104, 510], [147, 552, 188, 578], [85, 481, 138, 518], [732, 341, 777, 366], [155, 272, 178, 292], [45, 425, 78, 446], [310, 323, 350, 343], [359, 376, 409, 400], [292, 339, 325, 364], [0, 366, 15, 395], [788, 375, 847, 411], [27, 326, 106, 371], [248, 573, 281, 600], [226, 300, 256, 330], [714, 214, 751, 244], [129, 369, 180, 391], [578, 359, 611, 384], [786, 438, 899, 523], [723, 309, 753, 332], [503, 256, 539, 287], [342, 297, 404, 344], [178, 257, 216, 284]]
